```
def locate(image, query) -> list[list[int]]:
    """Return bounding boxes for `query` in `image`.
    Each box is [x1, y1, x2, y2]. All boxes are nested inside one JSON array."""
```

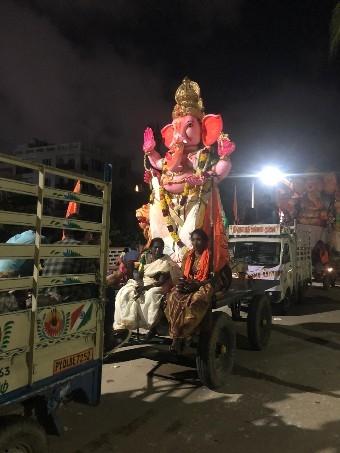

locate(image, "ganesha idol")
[[139, 77, 235, 270]]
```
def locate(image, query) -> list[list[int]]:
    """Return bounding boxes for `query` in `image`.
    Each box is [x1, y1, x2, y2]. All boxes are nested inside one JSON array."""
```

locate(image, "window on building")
[[91, 159, 103, 172], [42, 159, 52, 166], [81, 159, 89, 171], [119, 166, 127, 178], [67, 159, 75, 169]]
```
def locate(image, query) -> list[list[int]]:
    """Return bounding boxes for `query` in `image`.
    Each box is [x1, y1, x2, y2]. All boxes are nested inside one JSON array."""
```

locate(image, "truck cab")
[[228, 224, 311, 313]]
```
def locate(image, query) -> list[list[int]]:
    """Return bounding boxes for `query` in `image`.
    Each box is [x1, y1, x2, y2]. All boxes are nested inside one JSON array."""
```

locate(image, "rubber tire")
[[279, 291, 292, 315], [323, 276, 330, 290], [196, 311, 236, 390], [295, 282, 306, 304], [247, 295, 272, 350], [0, 415, 48, 453]]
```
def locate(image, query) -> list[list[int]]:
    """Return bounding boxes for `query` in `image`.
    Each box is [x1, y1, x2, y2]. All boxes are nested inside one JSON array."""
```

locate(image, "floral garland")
[[159, 185, 184, 246], [197, 147, 209, 173], [158, 147, 211, 249]]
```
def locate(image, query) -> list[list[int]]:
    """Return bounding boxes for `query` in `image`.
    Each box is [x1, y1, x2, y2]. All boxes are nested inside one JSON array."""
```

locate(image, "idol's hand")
[[186, 174, 205, 187], [217, 133, 236, 158], [143, 127, 156, 154], [144, 170, 152, 184], [144, 168, 160, 183]]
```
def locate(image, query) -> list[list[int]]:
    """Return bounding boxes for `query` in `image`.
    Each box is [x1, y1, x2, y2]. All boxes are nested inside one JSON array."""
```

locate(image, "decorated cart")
[[0, 153, 111, 452], [123, 78, 239, 389]]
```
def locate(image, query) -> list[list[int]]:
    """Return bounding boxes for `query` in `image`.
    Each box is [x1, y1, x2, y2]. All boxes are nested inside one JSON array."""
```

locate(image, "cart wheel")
[[247, 295, 272, 350], [0, 415, 48, 453], [231, 302, 242, 321], [196, 311, 235, 390]]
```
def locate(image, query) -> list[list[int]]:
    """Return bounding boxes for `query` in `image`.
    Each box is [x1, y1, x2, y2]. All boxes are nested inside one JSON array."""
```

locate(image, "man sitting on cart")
[[165, 228, 224, 353], [111, 238, 181, 350]]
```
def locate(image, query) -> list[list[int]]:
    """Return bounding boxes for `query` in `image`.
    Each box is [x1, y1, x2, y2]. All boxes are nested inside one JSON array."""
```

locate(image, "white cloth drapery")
[[113, 255, 181, 330]]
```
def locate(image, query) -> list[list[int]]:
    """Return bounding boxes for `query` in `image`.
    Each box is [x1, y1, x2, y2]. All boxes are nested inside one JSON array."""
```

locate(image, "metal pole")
[[28, 166, 45, 386], [251, 181, 255, 209], [210, 178, 215, 277]]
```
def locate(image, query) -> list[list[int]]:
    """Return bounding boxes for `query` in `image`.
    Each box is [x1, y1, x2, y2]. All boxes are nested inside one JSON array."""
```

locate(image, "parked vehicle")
[[311, 240, 337, 289], [228, 224, 312, 314], [0, 152, 111, 452], [313, 263, 337, 289]]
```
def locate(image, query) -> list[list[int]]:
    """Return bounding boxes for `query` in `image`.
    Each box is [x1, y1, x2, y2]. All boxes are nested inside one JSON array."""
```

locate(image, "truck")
[[0, 152, 111, 452], [0, 150, 238, 444], [228, 223, 312, 314]]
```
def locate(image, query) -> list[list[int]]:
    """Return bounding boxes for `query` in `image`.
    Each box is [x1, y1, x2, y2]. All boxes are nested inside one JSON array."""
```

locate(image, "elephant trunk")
[[170, 132, 187, 148], [166, 143, 185, 171]]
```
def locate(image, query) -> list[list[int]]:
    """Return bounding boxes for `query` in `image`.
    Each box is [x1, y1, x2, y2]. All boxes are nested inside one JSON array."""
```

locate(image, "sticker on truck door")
[[53, 348, 94, 374], [247, 265, 281, 280]]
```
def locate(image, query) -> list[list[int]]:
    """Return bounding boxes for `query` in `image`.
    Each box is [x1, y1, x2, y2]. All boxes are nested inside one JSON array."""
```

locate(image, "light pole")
[[251, 180, 255, 208]]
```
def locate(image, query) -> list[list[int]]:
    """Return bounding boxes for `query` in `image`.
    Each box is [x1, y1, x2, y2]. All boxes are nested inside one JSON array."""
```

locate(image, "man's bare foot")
[[169, 338, 185, 354]]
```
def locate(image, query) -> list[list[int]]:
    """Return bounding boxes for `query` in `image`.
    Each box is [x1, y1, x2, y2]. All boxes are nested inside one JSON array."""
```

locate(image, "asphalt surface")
[[50, 285, 340, 453]]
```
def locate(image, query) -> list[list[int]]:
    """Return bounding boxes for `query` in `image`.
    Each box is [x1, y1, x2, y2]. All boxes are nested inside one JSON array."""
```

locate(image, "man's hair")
[[190, 228, 209, 243], [150, 237, 164, 248]]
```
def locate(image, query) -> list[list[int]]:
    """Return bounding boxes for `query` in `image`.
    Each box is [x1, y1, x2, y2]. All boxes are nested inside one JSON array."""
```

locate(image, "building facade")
[[14, 142, 110, 187]]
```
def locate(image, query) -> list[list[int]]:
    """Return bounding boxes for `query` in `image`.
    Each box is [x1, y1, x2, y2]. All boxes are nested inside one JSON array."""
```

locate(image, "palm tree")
[[330, 1, 340, 56]]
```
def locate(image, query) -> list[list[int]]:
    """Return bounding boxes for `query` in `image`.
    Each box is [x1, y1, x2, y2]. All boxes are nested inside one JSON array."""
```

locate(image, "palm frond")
[[330, 2, 340, 57]]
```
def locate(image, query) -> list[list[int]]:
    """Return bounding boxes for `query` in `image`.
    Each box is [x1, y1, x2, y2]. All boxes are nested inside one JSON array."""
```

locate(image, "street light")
[[257, 166, 285, 186], [251, 166, 285, 208]]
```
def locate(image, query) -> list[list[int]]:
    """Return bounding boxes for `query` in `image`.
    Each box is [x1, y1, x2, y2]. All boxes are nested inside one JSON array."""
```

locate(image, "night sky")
[[1, 0, 340, 175]]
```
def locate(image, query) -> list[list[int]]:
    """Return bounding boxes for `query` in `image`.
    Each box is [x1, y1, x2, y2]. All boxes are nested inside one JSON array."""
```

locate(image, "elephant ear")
[[161, 123, 174, 149], [202, 114, 223, 146]]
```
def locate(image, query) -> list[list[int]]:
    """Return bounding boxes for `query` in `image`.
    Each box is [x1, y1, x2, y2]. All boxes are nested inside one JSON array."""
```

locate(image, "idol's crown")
[[172, 77, 204, 120]]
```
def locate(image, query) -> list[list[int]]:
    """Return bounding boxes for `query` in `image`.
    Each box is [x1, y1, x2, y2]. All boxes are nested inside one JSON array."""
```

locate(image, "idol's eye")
[[187, 122, 193, 128]]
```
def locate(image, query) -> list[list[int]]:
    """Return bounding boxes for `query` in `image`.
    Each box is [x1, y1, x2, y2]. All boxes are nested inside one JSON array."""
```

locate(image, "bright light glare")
[[258, 166, 284, 186]]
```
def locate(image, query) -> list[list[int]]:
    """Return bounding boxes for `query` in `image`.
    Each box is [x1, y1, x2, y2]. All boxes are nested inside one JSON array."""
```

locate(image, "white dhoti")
[[113, 255, 181, 330], [114, 280, 164, 330]]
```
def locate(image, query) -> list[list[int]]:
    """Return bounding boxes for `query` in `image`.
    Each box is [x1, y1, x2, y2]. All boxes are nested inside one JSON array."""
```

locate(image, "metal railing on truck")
[[0, 152, 111, 401]]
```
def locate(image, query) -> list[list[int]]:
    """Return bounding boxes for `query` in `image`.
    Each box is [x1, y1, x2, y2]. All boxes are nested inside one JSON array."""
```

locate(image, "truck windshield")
[[233, 242, 281, 266]]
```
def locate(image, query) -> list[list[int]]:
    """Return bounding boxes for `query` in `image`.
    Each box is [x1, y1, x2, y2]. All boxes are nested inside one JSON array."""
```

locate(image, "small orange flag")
[[62, 180, 81, 239], [66, 180, 81, 218]]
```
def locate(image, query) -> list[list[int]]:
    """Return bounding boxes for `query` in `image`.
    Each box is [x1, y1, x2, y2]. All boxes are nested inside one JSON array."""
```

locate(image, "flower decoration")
[[217, 133, 236, 158], [43, 308, 65, 338]]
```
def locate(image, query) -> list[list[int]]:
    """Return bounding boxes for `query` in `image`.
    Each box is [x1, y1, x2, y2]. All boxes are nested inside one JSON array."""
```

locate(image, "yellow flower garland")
[[158, 147, 211, 249]]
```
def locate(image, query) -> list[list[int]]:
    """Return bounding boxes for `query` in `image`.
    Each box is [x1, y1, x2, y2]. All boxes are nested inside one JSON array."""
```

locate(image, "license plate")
[[53, 348, 94, 374]]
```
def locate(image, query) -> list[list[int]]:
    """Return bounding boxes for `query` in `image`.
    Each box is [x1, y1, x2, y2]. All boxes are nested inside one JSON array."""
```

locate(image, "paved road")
[[50, 285, 340, 453]]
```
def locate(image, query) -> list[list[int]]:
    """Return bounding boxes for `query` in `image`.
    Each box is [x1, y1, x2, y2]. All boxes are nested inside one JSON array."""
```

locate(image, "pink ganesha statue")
[[141, 77, 235, 269]]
